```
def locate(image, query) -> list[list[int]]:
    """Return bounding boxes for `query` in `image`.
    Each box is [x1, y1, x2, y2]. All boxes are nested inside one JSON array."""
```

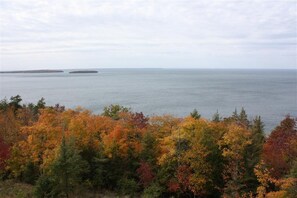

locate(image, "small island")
[[69, 70, 98, 74], [0, 70, 64, 73]]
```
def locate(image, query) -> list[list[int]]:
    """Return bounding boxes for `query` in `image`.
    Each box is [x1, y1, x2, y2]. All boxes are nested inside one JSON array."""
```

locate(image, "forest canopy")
[[0, 95, 296, 198]]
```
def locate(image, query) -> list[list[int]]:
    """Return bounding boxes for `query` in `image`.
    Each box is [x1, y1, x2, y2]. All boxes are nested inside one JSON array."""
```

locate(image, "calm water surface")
[[0, 69, 296, 133]]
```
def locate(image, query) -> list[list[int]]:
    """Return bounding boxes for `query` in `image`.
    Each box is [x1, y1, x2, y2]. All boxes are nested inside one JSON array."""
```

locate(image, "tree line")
[[0, 95, 296, 197]]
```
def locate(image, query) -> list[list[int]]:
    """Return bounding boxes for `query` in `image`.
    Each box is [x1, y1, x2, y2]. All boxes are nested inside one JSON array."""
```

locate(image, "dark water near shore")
[[0, 69, 296, 133]]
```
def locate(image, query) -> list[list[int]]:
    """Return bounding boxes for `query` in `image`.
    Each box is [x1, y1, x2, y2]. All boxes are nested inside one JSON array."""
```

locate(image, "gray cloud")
[[0, 0, 296, 70]]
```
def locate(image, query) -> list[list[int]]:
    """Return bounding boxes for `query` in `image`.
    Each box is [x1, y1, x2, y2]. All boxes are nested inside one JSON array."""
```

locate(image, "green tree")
[[34, 174, 58, 198], [140, 132, 158, 165], [250, 116, 265, 158], [239, 108, 249, 128], [36, 98, 46, 109], [0, 98, 8, 111], [212, 110, 221, 122], [43, 137, 88, 197], [80, 146, 106, 189], [32, 97, 46, 116], [102, 104, 130, 120], [142, 182, 164, 198], [190, 109, 201, 120], [9, 95, 22, 112], [21, 161, 39, 184], [117, 177, 138, 196], [285, 160, 297, 197], [243, 116, 265, 193], [232, 108, 238, 120]]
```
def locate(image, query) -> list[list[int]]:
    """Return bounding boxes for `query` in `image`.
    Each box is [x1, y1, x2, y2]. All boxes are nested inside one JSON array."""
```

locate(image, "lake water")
[[0, 69, 296, 133]]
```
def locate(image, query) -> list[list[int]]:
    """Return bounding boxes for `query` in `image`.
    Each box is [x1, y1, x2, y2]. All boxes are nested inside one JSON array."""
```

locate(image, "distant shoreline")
[[1, 68, 296, 73], [0, 70, 64, 74], [0, 69, 99, 74], [69, 70, 98, 74]]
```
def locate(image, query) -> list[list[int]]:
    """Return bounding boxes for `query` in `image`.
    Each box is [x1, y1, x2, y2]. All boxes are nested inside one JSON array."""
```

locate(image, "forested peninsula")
[[0, 95, 296, 198], [69, 70, 98, 73], [0, 70, 99, 74], [0, 70, 64, 73]]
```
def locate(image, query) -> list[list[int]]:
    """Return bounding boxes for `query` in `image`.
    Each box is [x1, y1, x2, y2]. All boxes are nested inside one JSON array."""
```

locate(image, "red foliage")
[[177, 165, 191, 192], [136, 161, 155, 187], [262, 116, 297, 178], [167, 179, 180, 192], [130, 112, 149, 129], [0, 138, 10, 169]]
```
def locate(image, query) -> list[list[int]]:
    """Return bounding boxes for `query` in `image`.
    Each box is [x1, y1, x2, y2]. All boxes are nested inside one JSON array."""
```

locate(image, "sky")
[[0, 0, 296, 70]]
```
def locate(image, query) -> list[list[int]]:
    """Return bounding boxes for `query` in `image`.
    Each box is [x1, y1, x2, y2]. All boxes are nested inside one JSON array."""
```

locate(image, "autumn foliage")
[[0, 96, 296, 197], [262, 116, 297, 179]]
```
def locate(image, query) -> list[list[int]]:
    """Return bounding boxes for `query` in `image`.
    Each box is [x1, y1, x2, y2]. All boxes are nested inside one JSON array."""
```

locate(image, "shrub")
[[117, 177, 138, 196], [142, 182, 164, 198]]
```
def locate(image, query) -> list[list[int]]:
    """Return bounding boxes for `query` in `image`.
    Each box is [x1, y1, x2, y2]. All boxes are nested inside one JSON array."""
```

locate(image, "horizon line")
[[1, 67, 297, 72]]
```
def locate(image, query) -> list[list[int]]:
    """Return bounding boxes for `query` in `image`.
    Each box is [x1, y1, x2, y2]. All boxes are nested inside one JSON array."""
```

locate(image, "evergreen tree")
[[190, 109, 201, 120], [140, 132, 158, 165], [232, 108, 238, 120], [22, 162, 39, 184], [0, 98, 8, 111], [80, 144, 108, 190], [243, 116, 265, 193], [251, 116, 265, 147], [286, 160, 297, 197], [33, 97, 46, 116], [239, 108, 249, 128], [212, 110, 221, 122], [35, 136, 89, 198], [34, 174, 58, 198], [9, 95, 22, 110], [36, 97, 46, 109]]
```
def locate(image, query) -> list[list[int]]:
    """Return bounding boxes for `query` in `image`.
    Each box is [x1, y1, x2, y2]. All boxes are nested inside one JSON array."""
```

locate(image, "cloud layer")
[[0, 0, 296, 70]]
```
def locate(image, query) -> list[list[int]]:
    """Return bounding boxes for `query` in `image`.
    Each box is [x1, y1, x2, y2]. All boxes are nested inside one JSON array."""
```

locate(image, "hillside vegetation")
[[0, 95, 296, 197]]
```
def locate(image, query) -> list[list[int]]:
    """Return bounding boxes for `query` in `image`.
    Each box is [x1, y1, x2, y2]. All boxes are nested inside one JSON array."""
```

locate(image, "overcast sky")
[[0, 0, 296, 70]]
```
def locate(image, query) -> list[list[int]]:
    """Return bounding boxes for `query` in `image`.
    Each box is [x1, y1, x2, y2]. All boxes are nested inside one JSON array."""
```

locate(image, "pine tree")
[[140, 132, 158, 165], [251, 116, 265, 148], [9, 95, 22, 112], [239, 108, 249, 128], [190, 109, 201, 120], [212, 110, 221, 122], [286, 160, 297, 197], [50, 137, 88, 197], [243, 116, 265, 193], [232, 108, 238, 120]]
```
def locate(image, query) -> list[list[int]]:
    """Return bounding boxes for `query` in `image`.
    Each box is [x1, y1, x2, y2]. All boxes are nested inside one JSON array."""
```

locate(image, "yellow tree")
[[148, 115, 181, 166], [102, 119, 143, 160], [68, 109, 115, 151], [177, 117, 224, 196], [0, 107, 20, 145], [219, 124, 252, 197], [156, 116, 224, 196], [148, 115, 181, 139], [7, 108, 65, 177]]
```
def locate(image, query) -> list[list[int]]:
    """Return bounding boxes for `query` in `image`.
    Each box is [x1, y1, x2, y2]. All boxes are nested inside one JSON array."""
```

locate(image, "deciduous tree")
[[262, 116, 297, 178]]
